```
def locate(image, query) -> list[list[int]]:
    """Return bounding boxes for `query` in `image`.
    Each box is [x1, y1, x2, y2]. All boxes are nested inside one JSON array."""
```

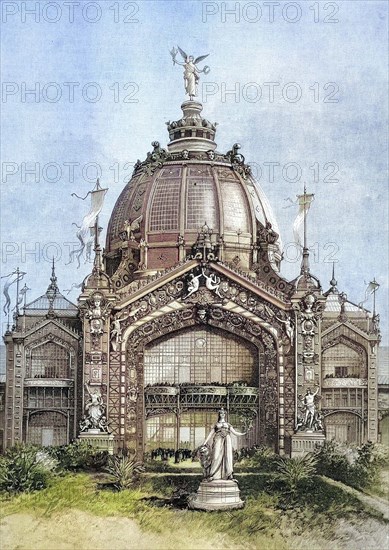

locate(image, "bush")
[[314, 440, 388, 490], [0, 446, 53, 493], [236, 446, 279, 472], [47, 441, 109, 471], [274, 454, 317, 498], [105, 454, 145, 490]]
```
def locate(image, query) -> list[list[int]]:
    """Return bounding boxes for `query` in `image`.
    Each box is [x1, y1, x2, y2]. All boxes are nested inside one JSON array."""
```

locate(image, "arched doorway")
[[143, 325, 260, 454], [27, 411, 68, 446], [325, 411, 363, 445]]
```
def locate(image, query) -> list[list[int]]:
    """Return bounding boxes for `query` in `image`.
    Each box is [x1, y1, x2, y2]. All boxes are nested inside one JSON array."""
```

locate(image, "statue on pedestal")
[[189, 409, 247, 511], [80, 382, 110, 433], [201, 408, 246, 481], [170, 46, 210, 100], [296, 385, 323, 432]]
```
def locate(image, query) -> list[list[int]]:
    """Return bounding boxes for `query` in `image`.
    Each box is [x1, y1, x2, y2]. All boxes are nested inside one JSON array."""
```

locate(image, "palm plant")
[[105, 454, 144, 490], [276, 454, 317, 497]]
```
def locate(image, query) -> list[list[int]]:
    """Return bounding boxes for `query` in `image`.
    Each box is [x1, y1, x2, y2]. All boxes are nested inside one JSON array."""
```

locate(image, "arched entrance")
[[143, 326, 260, 454], [122, 305, 281, 457], [27, 411, 68, 446], [325, 411, 364, 445]]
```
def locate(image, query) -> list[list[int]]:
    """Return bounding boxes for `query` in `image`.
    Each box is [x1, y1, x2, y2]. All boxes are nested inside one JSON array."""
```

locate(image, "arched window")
[[322, 342, 366, 379], [29, 342, 71, 379], [27, 411, 68, 446], [144, 326, 258, 386]]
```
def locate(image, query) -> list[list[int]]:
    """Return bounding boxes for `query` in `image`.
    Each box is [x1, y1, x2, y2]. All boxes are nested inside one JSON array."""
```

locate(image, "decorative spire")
[[329, 262, 338, 292], [46, 258, 59, 298], [300, 184, 312, 278], [46, 258, 58, 317]]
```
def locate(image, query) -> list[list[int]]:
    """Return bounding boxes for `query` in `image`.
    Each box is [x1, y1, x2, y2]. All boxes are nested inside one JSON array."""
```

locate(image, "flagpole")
[[372, 277, 377, 315], [301, 183, 310, 276], [15, 266, 20, 317], [303, 184, 307, 251]]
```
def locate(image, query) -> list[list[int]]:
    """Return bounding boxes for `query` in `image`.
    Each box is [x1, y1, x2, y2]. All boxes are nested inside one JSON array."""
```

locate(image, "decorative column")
[[291, 290, 326, 457], [78, 288, 117, 454]]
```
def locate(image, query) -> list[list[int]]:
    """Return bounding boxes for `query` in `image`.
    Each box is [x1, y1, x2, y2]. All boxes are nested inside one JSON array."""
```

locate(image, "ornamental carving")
[[322, 334, 367, 357]]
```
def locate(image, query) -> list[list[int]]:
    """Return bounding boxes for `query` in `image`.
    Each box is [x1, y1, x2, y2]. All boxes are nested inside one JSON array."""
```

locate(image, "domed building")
[[3, 71, 382, 457], [105, 100, 283, 281]]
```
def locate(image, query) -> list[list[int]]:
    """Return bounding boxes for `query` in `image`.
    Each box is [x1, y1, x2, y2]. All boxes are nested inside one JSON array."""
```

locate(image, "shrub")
[[314, 440, 388, 490], [105, 454, 145, 490], [236, 446, 279, 472], [274, 454, 317, 498], [0, 446, 53, 493], [47, 441, 108, 471]]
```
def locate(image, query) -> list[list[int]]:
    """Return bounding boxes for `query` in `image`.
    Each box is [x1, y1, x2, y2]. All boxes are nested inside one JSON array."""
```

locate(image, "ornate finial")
[[45, 258, 58, 316], [46, 258, 59, 297], [170, 46, 210, 100], [330, 262, 338, 289]]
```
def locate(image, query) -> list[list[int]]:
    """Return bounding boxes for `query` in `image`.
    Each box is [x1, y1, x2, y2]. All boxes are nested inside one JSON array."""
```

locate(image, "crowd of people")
[[233, 445, 262, 462], [147, 447, 194, 463], [146, 444, 263, 464]]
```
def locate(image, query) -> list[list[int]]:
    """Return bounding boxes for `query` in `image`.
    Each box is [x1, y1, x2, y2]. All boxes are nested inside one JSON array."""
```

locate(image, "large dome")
[[105, 101, 282, 280]]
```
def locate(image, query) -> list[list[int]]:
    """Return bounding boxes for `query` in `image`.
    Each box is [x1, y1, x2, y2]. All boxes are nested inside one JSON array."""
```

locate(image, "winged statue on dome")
[[170, 46, 210, 100]]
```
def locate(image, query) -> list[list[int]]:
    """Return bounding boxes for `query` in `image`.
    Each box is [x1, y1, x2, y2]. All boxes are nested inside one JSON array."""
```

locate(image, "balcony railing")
[[322, 378, 367, 388], [24, 378, 74, 388], [145, 384, 259, 412]]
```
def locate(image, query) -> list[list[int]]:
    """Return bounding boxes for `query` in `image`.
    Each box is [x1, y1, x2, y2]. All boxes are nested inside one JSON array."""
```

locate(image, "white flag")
[[1, 270, 26, 315], [293, 192, 314, 247], [67, 183, 107, 268], [358, 280, 380, 308]]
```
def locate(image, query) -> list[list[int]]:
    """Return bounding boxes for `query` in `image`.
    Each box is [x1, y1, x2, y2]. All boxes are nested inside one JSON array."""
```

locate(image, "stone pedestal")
[[78, 431, 114, 455], [291, 431, 326, 458], [188, 480, 244, 511]]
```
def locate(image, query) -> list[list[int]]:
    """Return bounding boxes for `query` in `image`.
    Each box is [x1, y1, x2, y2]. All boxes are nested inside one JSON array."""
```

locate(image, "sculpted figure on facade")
[[121, 215, 143, 241], [296, 386, 322, 432], [85, 293, 107, 337], [275, 314, 294, 344], [80, 382, 110, 433], [184, 272, 202, 299], [110, 318, 123, 351], [202, 269, 222, 298]]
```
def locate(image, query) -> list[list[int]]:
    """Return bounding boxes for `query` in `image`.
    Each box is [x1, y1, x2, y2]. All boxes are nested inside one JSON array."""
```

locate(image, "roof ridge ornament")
[[170, 46, 210, 100]]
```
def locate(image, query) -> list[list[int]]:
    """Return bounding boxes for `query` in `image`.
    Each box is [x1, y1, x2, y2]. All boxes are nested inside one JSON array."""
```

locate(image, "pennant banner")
[[358, 280, 380, 308], [1, 270, 26, 315], [67, 187, 107, 268], [293, 192, 314, 247]]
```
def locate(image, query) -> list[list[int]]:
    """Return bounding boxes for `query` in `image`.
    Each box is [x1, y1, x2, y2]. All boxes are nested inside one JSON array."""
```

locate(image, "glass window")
[[186, 177, 218, 230], [149, 177, 181, 231], [144, 327, 258, 386], [29, 343, 70, 378], [322, 343, 366, 379], [220, 180, 249, 232]]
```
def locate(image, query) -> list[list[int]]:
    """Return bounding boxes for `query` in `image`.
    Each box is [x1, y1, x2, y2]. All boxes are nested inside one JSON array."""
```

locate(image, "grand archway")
[[119, 304, 281, 458], [143, 326, 260, 453]]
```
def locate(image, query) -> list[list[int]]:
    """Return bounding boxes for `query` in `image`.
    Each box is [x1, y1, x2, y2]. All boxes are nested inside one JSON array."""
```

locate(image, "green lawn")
[[1, 471, 386, 550]]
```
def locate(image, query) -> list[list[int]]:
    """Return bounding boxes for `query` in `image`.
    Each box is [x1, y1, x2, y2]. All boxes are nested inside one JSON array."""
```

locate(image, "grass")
[[1, 470, 385, 550], [364, 465, 389, 500]]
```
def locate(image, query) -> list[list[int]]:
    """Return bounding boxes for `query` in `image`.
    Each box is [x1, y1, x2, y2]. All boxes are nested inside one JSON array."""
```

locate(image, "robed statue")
[[170, 46, 210, 100], [198, 408, 247, 482]]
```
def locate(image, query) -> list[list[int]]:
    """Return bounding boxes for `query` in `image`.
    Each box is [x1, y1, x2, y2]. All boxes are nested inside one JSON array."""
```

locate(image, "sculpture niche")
[[188, 408, 247, 511]]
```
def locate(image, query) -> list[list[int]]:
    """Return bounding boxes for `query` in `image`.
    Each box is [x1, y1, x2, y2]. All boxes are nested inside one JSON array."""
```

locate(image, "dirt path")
[[322, 476, 389, 520], [0, 510, 241, 550]]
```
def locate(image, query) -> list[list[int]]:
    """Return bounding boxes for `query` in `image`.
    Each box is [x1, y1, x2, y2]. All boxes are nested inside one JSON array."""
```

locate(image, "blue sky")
[[1, 0, 388, 344]]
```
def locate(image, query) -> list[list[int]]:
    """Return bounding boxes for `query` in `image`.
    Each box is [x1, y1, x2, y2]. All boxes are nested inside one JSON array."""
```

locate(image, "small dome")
[[105, 102, 282, 279]]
